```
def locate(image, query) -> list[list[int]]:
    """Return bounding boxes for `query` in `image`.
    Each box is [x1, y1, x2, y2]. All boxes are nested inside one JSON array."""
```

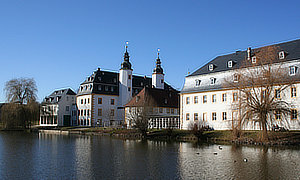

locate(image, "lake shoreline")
[[25, 127, 300, 147]]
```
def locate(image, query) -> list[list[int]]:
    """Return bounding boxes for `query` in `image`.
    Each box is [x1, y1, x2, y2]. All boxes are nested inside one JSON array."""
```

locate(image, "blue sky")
[[0, 0, 300, 102]]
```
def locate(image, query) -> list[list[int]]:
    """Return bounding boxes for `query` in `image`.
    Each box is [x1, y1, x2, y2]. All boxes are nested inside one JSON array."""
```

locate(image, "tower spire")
[[153, 48, 163, 74], [121, 41, 132, 70]]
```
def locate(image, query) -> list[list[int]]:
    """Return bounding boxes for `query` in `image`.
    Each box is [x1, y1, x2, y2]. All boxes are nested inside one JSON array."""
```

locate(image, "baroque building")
[[40, 88, 77, 126], [181, 39, 300, 130], [125, 52, 180, 129], [76, 45, 177, 127]]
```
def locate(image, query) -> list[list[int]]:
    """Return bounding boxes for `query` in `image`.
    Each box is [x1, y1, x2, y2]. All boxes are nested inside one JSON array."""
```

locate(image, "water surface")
[[0, 132, 299, 179]]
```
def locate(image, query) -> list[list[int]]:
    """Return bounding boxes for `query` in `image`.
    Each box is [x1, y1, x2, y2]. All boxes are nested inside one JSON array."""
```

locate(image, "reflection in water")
[[0, 132, 299, 179]]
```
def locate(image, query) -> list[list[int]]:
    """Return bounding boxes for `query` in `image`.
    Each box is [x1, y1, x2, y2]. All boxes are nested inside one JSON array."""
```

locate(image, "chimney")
[[247, 47, 251, 60]]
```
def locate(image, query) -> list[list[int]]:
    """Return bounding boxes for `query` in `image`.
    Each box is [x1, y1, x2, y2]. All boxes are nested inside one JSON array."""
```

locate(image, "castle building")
[[76, 45, 177, 127], [40, 88, 77, 126], [125, 52, 180, 129], [181, 39, 300, 130]]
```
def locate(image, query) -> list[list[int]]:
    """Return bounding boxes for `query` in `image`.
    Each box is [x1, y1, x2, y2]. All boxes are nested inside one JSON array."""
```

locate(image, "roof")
[[125, 87, 179, 108], [78, 68, 176, 96], [189, 39, 300, 77], [43, 88, 76, 104]]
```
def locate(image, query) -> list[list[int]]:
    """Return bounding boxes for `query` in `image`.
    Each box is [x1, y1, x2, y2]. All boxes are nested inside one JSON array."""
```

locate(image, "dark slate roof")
[[125, 87, 179, 108], [189, 39, 300, 77], [43, 88, 76, 104], [78, 68, 177, 96]]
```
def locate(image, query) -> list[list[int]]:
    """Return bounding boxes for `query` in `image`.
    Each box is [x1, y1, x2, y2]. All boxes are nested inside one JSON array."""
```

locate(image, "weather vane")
[[125, 41, 129, 50], [157, 48, 160, 58]]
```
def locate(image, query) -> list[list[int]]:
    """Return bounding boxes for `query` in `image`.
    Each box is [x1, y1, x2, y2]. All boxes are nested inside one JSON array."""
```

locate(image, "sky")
[[0, 0, 300, 102]]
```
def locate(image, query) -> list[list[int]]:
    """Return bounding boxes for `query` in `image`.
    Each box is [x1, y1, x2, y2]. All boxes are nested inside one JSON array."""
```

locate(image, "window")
[[203, 113, 207, 121], [275, 89, 281, 99], [111, 87, 114, 92], [161, 79, 164, 83], [290, 66, 296, 76], [98, 98, 102, 104], [128, 87, 131, 92], [212, 112, 217, 121], [233, 74, 238, 82], [222, 93, 227, 102], [262, 90, 266, 98], [228, 61, 233, 68], [186, 97, 190, 104], [84, 99, 86, 104], [233, 92, 238, 102], [111, 99, 115, 105], [84, 110, 86, 116], [275, 111, 281, 121], [110, 109, 114, 116], [128, 75, 131, 79], [66, 106, 69, 112], [291, 109, 297, 120], [209, 64, 214, 71], [232, 111, 238, 121], [195, 79, 201, 86], [194, 96, 198, 104], [98, 109, 102, 116], [88, 98, 90, 104], [87, 110, 90, 116], [203, 95, 207, 103], [81, 99, 83, 104], [279, 51, 285, 59], [186, 113, 190, 121], [212, 94, 216, 103], [171, 108, 174, 114], [105, 86, 108, 91], [210, 78, 216, 85], [159, 108, 163, 113], [222, 112, 227, 120], [194, 113, 199, 121], [98, 85, 102, 91], [81, 110, 83, 116], [166, 108, 170, 114], [291, 87, 297, 97], [252, 56, 256, 64]]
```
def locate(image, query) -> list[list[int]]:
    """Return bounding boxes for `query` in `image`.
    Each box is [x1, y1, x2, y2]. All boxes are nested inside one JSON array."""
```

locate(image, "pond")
[[0, 132, 299, 179]]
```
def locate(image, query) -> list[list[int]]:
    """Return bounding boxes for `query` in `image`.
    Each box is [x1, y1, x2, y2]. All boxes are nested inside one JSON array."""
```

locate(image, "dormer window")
[[228, 61, 233, 68], [136, 96, 140, 102], [279, 51, 285, 59], [251, 56, 256, 64], [195, 79, 201, 86], [98, 85, 102, 91], [290, 66, 297, 76], [210, 77, 216, 85], [209, 64, 214, 71], [98, 77, 102, 81]]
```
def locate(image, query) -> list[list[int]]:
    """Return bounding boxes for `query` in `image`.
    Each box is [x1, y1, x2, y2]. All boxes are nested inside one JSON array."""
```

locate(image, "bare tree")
[[126, 105, 151, 137], [1, 78, 39, 129], [227, 46, 294, 141], [5, 78, 37, 104]]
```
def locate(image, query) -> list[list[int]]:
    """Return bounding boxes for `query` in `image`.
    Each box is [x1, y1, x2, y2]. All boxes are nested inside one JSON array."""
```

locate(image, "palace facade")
[[181, 39, 300, 130]]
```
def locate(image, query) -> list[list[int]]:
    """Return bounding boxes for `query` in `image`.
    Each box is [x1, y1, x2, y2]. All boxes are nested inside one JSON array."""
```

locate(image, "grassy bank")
[[36, 126, 300, 146]]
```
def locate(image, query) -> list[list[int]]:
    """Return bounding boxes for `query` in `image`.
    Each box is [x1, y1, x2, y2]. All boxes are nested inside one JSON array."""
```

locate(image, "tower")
[[119, 41, 133, 106], [152, 48, 164, 89]]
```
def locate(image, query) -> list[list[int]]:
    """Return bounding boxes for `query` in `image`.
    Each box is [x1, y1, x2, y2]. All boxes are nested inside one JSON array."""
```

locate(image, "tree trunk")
[[260, 112, 269, 142]]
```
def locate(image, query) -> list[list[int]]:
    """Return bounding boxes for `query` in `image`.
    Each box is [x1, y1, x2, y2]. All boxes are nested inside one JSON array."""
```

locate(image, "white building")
[[40, 88, 77, 126], [181, 39, 300, 130], [76, 45, 177, 127]]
